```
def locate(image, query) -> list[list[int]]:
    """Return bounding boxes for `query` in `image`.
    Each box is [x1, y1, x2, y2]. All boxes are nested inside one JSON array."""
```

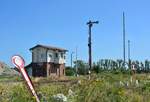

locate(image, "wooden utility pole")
[[87, 20, 99, 70]]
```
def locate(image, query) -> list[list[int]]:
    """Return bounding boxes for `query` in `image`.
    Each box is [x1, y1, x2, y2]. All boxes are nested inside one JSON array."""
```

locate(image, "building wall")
[[32, 46, 66, 64], [60, 64, 65, 76], [32, 47, 47, 63], [31, 46, 66, 77], [59, 52, 66, 64], [47, 50, 55, 62], [32, 62, 47, 77], [46, 63, 65, 77], [47, 50, 66, 64], [31, 62, 65, 77]]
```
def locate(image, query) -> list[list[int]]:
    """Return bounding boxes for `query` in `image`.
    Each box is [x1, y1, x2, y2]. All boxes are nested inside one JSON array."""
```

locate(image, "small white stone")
[[53, 93, 67, 102], [68, 89, 74, 97], [135, 80, 139, 86], [126, 81, 129, 87], [78, 80, 81, 84], [119, 81, 124, 86], [130, 77, 133, 83], [88, 75, 91, 80]]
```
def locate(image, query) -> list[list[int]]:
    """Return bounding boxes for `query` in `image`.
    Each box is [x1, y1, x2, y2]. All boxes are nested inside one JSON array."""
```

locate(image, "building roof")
[[25, 63, 32, 69], [29, 44, 68, 52]]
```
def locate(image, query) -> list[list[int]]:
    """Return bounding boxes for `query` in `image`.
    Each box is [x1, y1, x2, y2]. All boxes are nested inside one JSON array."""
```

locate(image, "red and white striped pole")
[[12, 55, 40, 102]]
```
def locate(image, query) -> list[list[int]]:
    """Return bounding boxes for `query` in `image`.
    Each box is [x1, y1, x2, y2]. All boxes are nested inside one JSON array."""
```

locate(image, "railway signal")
[[12, 55, 40, 102]]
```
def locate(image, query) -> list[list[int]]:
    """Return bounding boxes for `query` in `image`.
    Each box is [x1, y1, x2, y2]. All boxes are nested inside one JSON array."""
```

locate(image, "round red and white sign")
[[12, 55, 25, 68], [11, 55, 40, 102]]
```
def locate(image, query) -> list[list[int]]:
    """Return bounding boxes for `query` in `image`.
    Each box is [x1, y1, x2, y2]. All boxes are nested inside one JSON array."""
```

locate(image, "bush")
[[74, 60, 89, 75], [65, 67, 75, 76]]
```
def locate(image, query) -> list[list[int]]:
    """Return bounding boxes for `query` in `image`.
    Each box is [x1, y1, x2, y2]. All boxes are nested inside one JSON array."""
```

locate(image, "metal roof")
[[29, 44, 68, 52]]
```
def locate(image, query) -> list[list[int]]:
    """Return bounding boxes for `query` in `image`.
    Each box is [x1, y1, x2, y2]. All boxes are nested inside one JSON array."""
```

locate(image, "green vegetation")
[[65, 67, 75, 76], [1, 73, 150, 102], [73, 59, 150, 75]]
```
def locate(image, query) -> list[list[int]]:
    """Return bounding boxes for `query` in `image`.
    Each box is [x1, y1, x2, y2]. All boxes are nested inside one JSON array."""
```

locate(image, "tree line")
[[65, 59, 150, 76]]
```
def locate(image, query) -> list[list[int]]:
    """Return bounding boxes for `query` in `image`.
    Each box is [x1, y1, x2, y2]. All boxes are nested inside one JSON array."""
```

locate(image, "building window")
[[55, 53, 58, 58], [61, 53, 63, 58], [64, 55, 66, 59], [49, 54, 52, 58]]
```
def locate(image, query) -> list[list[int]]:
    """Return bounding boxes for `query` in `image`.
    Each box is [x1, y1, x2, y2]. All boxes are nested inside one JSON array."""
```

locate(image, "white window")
[[61, 53, 63, 58], [49, 54, 52, 58]]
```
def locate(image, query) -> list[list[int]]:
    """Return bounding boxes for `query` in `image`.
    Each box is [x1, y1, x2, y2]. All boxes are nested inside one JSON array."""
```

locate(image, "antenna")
[[123, 12, 126, 68]]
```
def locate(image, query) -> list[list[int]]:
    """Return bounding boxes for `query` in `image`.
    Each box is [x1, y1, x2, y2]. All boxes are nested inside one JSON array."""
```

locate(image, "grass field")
[[1, 73, 150, 102]]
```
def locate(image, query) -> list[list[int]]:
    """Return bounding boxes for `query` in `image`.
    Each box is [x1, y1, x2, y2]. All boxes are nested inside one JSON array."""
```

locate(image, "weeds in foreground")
[[1, 73, 150, 102]]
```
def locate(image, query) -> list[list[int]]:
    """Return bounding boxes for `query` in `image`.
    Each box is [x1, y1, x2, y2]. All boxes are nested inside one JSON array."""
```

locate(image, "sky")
[[0, 0, 150, 67]]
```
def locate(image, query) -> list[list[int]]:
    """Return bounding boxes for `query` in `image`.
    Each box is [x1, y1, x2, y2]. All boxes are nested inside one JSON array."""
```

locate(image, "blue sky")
[[0, 0, 150, 66]]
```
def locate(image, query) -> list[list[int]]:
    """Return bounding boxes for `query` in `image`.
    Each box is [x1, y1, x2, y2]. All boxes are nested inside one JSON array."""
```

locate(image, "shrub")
[[65, 67, 75, 76]]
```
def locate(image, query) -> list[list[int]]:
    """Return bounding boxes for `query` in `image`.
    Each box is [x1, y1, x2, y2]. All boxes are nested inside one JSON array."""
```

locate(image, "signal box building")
[[26, 44, 67, 77]]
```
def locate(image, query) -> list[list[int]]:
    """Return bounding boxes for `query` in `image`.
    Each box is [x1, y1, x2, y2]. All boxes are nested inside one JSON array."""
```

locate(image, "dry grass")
[[1, 73, 150, 102]]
